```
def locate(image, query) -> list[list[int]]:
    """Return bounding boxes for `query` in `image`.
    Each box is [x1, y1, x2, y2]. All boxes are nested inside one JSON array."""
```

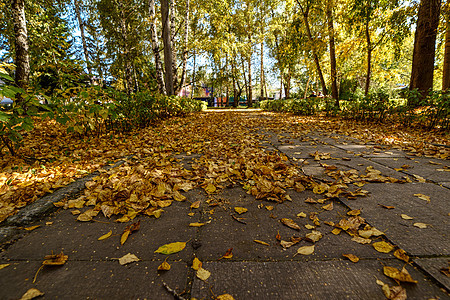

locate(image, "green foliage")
[[340, 91, 393, 122]]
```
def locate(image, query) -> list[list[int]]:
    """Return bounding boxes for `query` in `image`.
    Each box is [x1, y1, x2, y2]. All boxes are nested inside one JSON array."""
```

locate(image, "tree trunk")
[[304, 75, 311, 99], [284, 67, 291, 99], [149, 0, 166, 94], [247, 34, 253, 107], [260, 41, 264, 100], [118, 0, 133, 95], [299, 3, 328, 96], [364, 16, 371, 96], [161, 0, 175, 95], [12, 0, 30, 93], [443, 3, 450, 90], [326, 0, 339, 106], [170, 0, 178, 89], [410, 0, 441, 100], [74, 0, 92, 83], [176, 0, 189, 94]]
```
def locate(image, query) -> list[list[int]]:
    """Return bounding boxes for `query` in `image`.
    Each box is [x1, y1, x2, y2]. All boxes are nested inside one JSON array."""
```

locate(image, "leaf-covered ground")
[[1, 111, 448, 223]]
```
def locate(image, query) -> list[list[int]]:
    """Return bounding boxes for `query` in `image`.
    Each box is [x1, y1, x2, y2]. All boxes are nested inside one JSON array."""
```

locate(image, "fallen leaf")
[[265, 206, 274, 211], [76, 213, 92, 222], [220, 248, 233, 259], [305, 224, 315, 230], [413, 222, 428, 229], [305, 230, 323, 243], [373, 241, 395, 253], [322, 203, 333, 211], [155, 241, 187, 255], [196, 267, 211, 281], [189, 222, 206, 227], [190, 201, 201, 209], [0, 264, 10, 270], [347, 209, 361, 216], [204, 183, 217, 194], [332, 228, 342, 235], [413, 193, 430, 203], [45, 222, 53, 225], [24, 225, 40, 231], [296, 245, 315, 256], [42, 252, 68, 265], [401, 214, 413, 220], [297, 212, 306, 218], [275, 231, 281, 241], [120, 230, 130, 245], [281, 218, 301, 230], [379, 204, 395, 209], [254, 240, 270, 246], [71, 210, 81, 215], [376, 279, 407, 300], [19, 288, 44, 300], [98, 230, 112, 241], [234, 207, 248, 214], [192, 257, 202, 271], [157, 258, 171, 271], [351, 236, 372, 244], [413, 174, 426, 183], [118, 253, 140, 265], [343, 253, 359, 263], [216, 294, 235, 300], [393, 249, 410, 263], [383, 266, 418, 283], [305, 197, 317, 203]]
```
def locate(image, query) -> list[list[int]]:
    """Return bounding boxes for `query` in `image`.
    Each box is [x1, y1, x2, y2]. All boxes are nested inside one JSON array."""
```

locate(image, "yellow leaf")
[[157, 258, 171, 271], [173, 190, 186, 201], [322, 203, 333, 211], [192, 257, 202, 271], [118, 253, 140, 265], [42, 252, 68, 265], [332, 228, 342, 235], [19, 288, 44, 300], [216, 294, 235, 300], [234, 207, 248, 214], [196, 267, 211, 281], [265, 206, 274, 211], [190, 201, 201, 209], [71, 210, 81, 215], [393, 249, 410, 263], [401, 214, 413, 220], [413, 193, 430, 203], [254, 240, 270, 246], [305, 230, 323, 243], [98, 230, 112, 241], [297, 212, 306, 218], [205, 183, 216, 194], [24, 225, 40, 231], [281, 218, 301, 230], [413, 222, 428, 229], [342, 253, 359, 263], [0, 264, 10, 270], [351, 236, 371, 244], [155, 242, 187, 255], [373, 241, 395, 253], [305, 224, 315, 230], [296, 245, 315, 256], [189, 222, 205, 227], [347, 209, 361, 216], [383, 266, 418, 283], [121, 229, 130, 245], [221, 248, 233, 259]]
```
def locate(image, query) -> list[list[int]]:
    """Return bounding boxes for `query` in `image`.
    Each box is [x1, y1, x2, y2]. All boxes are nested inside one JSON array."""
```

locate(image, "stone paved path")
[[1, 111, 449, 299]]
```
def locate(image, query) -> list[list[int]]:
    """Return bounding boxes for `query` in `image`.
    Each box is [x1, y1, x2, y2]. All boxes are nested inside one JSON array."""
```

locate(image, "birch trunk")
[[176, 0, 189, 94], [149, 0, 166, 94], [74, 0, 92, 83], [12, 0, 30, 93]]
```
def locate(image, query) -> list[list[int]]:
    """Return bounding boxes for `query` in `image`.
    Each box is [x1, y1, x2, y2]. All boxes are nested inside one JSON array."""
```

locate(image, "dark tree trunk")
[[443, 3, 450, 90], [149, 0, 166, 94], [161, 0, 175, 95], [12, 0, 30, 93], [409, 0, 441, 101], [364, 17, 372, 96], [118, 0, 133, 95], [326, 0, 339, 106]]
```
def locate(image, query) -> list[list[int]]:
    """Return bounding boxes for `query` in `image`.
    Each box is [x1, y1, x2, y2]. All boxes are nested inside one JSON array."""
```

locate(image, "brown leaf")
[[280, 218, 301, 230], [383, 266, 418, 283], [190, 200, 201, 209], [220, 248, 233, 259], [393, 249, 409, 263], [157, 258, 171, 271], [379, 204, 395, 209], [342, 253, 359, 263], [321, 202, 333, 211], [24, 225, 40, 231], [254, 240, 270, 246], [42, 252, 68, 266]]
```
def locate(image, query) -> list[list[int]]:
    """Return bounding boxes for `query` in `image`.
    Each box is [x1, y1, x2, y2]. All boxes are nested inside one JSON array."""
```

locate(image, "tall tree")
[[161, 0, 175, 95], [74, 0, 92, 82], [149, 0, 166, 94], [326, 0, 339, 105], [443, 2, 450, 90], [11, 0, 30, 93], [410, 0, 441, 98]]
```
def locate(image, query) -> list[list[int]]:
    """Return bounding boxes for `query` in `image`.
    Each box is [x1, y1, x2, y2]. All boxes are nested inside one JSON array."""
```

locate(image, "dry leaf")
[[42, 252, 68, 265], [24, 225, 40, 231], [20, 288, 44, 300], [265, 206, 274, 211], [121, 230, 130, 245], [347, 209, 361, 216], [379, 204, 395, 209], [413, 174, 426, 183], [305, 230, 323, 243], [351, 236, 372, 244], [373, 241, 395, 253], [297, 212, 306, 218], [413, 193, 430, 203], [383, 266, 418, 283], [118, 253, 140, 265], [322, 203, 333, 211], [254, 240, 270, 246], [190, 201, 201, 209], [305, 224, 315, 230], [77, 213, 92, 222], [155, 241, 187, 255], [376, 279, 407, 300], [343, 253, 359, 263], [221, 248, 233, 259], [216, 294, 235, 300], [0, 264, 10, 270], [98, 230, 112, 241], [281, 218, 301, 230], [401, 214, 413, 220], [157, 258, 171, 271], [192, 257, 202, 271], [393, 249, 409, 263], [332, 228, 342, 235], [196, 268, 211, 281], [296, 245, 315, 256], [413, 222, 428, 229], [189, 222, 205, 227], [234, 207, 248, 214], [205, 183, 217, 194]]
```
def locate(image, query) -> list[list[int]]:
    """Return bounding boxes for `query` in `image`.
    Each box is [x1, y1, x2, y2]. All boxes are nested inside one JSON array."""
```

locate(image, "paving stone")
[[0, 260, 189, 300], [191, 260, 448, 299], [341, 183, 450, 256], [414, 257, 450, 291]]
